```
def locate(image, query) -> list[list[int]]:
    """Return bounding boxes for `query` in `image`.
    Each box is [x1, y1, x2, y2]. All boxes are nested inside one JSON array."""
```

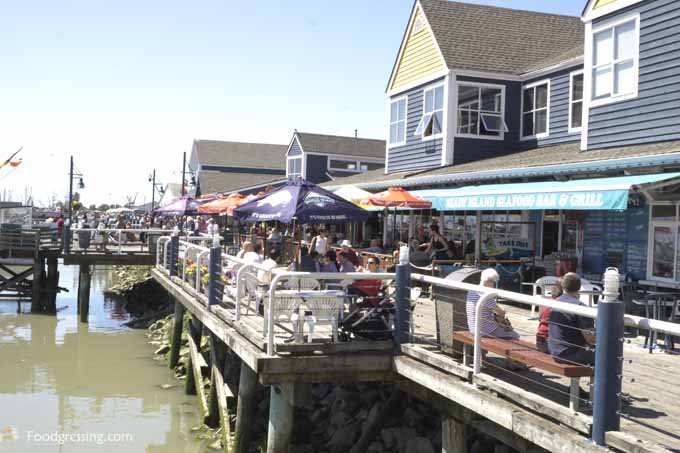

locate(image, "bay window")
[[415, 85, 444, 138], [521, 81, 550, 139], [591, 16, 639, 104], [389, 97, 407, 146], [456, 83, 506, 138]]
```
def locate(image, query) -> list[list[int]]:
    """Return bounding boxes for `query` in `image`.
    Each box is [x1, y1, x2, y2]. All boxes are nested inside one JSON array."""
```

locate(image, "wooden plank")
[[152, 269, 264, 372], [472, 374, 592, 435], [212, 362, 232, 453], [187, 332, 209, 417], [401, 343, 472, 380], [605, 431, 674, 453], [393, 356, 606, 453], [275, 340, 393, 355]]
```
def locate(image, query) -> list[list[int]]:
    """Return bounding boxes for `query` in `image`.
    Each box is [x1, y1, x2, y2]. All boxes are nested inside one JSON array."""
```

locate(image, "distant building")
[[285, 132, 385, 184], [189, 139, 288, 197]]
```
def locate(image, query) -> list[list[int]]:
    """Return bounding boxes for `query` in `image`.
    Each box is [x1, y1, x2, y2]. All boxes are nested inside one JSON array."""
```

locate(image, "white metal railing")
[[70, 228, 170, 254], [157, 236, 171, 269]]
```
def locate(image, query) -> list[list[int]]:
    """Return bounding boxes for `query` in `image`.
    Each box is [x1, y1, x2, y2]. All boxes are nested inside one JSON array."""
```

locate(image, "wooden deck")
[[151, 268, 397, 385], [411, 297, 680, 452]]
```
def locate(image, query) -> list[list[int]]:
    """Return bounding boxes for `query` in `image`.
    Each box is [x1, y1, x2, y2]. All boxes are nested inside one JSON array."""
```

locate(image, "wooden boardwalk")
[[411, 297, 680, 452]]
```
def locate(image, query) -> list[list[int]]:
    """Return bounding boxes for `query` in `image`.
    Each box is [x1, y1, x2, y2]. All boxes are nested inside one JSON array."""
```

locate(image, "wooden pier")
[[149, 238, 679, 453]]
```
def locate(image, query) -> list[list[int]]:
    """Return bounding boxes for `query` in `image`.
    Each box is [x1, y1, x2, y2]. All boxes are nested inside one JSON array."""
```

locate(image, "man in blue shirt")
[[548, 273, 596, 366]]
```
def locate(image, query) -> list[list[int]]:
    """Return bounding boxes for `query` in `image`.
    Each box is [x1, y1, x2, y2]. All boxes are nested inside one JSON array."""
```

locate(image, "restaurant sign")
[[440, 190, 629, 211]]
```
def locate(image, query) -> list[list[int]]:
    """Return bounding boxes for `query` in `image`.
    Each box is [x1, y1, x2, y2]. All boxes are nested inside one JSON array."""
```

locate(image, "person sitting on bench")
[[548, 272, 596, 367], [466, 268, 519, 340], [536, 281, 563, 354]]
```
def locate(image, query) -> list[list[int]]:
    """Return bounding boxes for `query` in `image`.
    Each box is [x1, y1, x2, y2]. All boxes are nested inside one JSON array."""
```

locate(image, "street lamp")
[[148, 169, 165, 213], [68, 155, 85, 224]]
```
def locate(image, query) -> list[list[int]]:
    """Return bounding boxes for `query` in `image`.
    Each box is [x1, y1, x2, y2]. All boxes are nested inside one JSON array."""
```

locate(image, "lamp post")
[[67, 155, 85, 224], [181, 151, 186, 197], [149, 170, 165, 214]]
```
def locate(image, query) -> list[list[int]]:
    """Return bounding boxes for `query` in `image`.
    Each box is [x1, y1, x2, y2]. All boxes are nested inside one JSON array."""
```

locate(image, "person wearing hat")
[[337, 239, 359, 267]]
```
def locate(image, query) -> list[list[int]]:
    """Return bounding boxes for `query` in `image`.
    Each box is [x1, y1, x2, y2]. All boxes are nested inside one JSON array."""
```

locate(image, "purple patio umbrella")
[[153, 197, 201, 216], [232, 178, 369, 224]]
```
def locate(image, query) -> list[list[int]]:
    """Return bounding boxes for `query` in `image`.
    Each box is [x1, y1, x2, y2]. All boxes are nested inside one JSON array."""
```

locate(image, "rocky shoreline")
[[147, 314, 443, 452], [105, 266, 172, 328]]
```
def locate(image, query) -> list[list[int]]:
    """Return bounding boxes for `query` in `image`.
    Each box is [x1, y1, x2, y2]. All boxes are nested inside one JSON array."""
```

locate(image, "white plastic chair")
[[531, 276, 561, 318], [266, 295, 304, 341], [301, 296, 345, 343]]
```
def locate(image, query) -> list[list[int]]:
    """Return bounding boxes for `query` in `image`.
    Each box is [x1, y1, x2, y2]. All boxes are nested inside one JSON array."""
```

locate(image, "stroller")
[[339, 279, 395, 341]]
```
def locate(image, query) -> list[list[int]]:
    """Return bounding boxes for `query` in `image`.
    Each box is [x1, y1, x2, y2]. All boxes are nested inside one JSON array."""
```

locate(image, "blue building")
[[327, 0, 680, 284]]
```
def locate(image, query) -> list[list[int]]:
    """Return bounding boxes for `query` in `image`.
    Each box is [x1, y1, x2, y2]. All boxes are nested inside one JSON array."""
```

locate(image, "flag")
[[9, 159, 22, 168], [0, 147, 22, 170]]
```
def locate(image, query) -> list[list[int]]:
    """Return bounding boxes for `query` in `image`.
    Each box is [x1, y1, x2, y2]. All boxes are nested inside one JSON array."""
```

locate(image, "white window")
[[591, 16, 639, 104], [569, 71, 584, 132], [415, 85, 444, 139], [389, 97, 407, 146], [329, 159, 358, 172], [456, 83, 506, 139], [287, 157, 302, 180], [648, 204, 680, 281], [521, 80, 550, 139]]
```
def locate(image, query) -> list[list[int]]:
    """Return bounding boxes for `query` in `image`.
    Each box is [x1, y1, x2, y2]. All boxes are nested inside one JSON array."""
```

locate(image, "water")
[[0, 263, 206, 452]]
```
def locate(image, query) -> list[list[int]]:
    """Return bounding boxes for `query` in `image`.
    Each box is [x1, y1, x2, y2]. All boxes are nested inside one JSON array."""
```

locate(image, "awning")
[[412, 173, 680, 211]]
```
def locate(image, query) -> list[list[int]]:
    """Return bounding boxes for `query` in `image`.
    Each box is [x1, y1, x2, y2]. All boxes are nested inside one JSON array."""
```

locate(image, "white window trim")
[[419, 83, 445, 142], [589, 14, 640, 108], [388, 95, 408, 148], [568, 70, 584, 134], [453, 81, 506, 142], [520, 78, 551, 141], [647, 202, 679, 282], [327, 158, 382, 173], [286, 156, 304, 180]]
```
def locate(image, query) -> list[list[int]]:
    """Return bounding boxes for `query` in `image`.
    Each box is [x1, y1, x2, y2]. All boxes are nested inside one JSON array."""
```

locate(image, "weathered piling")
[[46, 257, 59, 314], [442, 417, 467, 453], [77, 263, 91, 322], [31, 255, 44, 312], [266, 383, 296, 453], [169, 298, 185, 369], [234, 362, 257, 453]]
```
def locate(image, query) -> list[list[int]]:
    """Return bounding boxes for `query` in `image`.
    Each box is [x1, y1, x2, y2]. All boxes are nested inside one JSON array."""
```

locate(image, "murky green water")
[[0, 263, 205, 452]]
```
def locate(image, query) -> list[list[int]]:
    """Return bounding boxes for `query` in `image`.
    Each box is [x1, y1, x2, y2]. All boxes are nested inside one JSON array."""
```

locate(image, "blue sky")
[[0, 0, 584, 205]]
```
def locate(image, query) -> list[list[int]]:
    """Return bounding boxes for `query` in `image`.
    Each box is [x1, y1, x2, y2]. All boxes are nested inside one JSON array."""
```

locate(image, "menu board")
[[582, 208, 647, 277]]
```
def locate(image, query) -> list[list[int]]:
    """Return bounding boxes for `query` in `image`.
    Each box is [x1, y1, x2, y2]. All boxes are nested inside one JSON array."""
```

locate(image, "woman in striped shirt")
[[466, 268, 519, 340]]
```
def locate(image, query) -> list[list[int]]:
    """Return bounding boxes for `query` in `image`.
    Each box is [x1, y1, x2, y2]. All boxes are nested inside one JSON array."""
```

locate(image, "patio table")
[[638, 280, 680, 352]]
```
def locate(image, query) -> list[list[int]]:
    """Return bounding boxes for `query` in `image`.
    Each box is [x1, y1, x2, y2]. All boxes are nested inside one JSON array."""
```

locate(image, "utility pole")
[[150, 169, 156, 214], [181, 151, 186, 197], [68, 155, 74, 224]]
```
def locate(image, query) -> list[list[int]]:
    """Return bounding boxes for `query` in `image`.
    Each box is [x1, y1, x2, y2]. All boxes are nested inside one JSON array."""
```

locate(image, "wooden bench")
[[452, 330, 593, 412]]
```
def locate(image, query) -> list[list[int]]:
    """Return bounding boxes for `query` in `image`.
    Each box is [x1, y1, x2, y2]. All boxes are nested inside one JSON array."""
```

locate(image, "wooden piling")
[[186, 318, 206, 406], [350, 388, 403, 453], [31, 256, 44, 313], [234, 361, 258, 453], [208, 335, 233, 452], [442, 417, 467, 453], [77, 263, 90, 322], [46, 257, 59, 314], [169, 298, 185, 369], [266, 383, 295, 453]]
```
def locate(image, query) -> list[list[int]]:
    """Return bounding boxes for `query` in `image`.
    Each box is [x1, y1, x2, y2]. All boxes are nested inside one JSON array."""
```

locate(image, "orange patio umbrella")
[[197, 193, 248, 215], [363, 187, 432, 246], [362, 187, 432, 209]]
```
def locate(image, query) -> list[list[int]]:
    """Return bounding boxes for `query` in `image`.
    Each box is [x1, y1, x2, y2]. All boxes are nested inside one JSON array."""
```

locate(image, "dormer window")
[[415, 85, 444, 139], [591, 15, 639, 105], [456, 82, 506, 139], [287, 157, 302, 180]]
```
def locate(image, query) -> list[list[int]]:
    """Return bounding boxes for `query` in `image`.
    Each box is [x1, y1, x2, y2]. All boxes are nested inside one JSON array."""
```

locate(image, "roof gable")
[[419, 0, 584, 76], [295, 132, 386, 160], [388, 2, 447, 92], [193, 140, 287, 170], [582, 0, 644, 22]]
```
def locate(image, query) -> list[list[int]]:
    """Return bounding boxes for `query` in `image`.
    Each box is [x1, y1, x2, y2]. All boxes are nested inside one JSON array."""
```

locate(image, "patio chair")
[[285, 278, 320, 291], [530, 276, 561, 318], [301, 296, 345, 343], [265, 295, 304, 342]]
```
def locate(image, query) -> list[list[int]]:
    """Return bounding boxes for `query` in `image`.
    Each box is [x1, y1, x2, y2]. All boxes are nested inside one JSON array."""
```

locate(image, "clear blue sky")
[[0, 0, 584, 206]]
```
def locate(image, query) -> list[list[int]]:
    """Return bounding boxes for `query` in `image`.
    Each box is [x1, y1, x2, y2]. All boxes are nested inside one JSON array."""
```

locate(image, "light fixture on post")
[[67, 156, 86, 224]]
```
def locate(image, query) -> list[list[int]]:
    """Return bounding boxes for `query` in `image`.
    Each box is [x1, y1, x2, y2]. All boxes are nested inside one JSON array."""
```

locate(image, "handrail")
[[266, 270, 396, 355]]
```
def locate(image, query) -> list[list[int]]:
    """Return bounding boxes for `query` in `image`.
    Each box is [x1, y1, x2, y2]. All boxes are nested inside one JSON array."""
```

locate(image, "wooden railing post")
[[592, 268, 624, 446], [394, 245, 411, 347], [208, 238, 222, 307], [169, 235, 179, 277]]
